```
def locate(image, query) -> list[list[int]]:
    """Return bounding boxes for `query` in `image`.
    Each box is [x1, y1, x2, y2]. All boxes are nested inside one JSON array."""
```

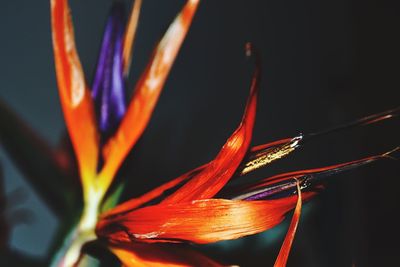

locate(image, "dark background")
[[0, 0, 399, 266]]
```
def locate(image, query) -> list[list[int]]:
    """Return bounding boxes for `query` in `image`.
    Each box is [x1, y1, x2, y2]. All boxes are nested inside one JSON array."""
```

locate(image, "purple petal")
[[91, 13, 113, 100], [241, 180, 299, 201], [92, 3, 127, 137], [110, 24, 126, 121]]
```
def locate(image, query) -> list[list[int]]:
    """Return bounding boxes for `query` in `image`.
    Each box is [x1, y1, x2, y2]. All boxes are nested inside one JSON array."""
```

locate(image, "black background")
[[0, 0, 399, 266]]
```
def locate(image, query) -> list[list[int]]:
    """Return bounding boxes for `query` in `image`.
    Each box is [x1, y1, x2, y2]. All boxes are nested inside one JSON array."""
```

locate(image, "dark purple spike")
[[229, 146, 399, 201], [92, 2, 127, 138], [99, 54, 113, 132], [92, 12, 113, 100], [109, 20, 127, 123]]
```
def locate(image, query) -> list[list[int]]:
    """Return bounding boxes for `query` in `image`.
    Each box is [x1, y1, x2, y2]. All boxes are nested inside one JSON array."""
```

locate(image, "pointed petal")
[[91, 6, 114, 101], [104, 131, 374, 218], [101, 164, 207, 218], [101, 136, 292, 217], [101, 137, 300, 217], [162, 44, 260, 203], [50, 0, 99, 193], [0, 100, 77, 214], [231, 150, 395, 201], [305, 106, 400, 138], [110, 243, 224, 267], [92, 3, 127, 136], [97, 193, 314, 244], [97, 0, 200, 193], [101, 138, 298, 217], [274, 181, 302, 267], [238, 136, 302, 175], [238, 106, 400, 176], [122, 0, 143, 76]]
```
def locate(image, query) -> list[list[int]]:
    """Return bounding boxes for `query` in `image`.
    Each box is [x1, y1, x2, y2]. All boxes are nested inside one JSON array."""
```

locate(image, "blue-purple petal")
[[92, 13, 113, 100], [92, 2, 127, 138], [110, 24, 126, 121]]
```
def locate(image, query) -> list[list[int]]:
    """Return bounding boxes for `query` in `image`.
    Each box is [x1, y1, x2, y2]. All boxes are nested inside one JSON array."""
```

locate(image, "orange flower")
[[48, 0, 398, 266]]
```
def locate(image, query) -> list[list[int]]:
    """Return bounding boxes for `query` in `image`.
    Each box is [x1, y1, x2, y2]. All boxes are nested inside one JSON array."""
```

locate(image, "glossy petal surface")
[[97, 193, 314, 244], [101, 164, 207, 218], [51, 0, 99, 194], [111, 243, 224, 267]]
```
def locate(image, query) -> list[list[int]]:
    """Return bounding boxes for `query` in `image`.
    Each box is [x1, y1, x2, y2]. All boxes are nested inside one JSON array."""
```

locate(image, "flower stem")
[[50, 191, 102, 267]]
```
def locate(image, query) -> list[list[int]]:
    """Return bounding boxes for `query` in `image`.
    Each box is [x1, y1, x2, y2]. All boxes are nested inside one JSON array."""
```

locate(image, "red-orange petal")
[[162, 46, 260, 204], [97, 0, 200, 192], [110, 243, 224, 267], [50, 0, 99, 190], [97, 193, 314, 244], [100, 137, 297, 217], [101, 137, 292, 217], [101, 164, 208, 218], [274, 181, 302, 267]]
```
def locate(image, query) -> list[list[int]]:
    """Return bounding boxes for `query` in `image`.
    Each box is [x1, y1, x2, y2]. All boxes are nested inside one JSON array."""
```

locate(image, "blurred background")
[[0, 0, 399, 266]]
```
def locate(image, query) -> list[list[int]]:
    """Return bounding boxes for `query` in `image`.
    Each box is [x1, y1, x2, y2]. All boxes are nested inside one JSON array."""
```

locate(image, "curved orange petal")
[[122, 0, 142, 76], [97, 0, 200, 192], [101, 137, 295, 217], [50, 0, 99, 191], [101, 136, 290, 218], [100, 137, 298, 218], [97, 193, 314, 244], [274, 181, 302, 267], [162, 46, 260, 204], [101, 164, 208, 218], [111, 243, 225, 267]]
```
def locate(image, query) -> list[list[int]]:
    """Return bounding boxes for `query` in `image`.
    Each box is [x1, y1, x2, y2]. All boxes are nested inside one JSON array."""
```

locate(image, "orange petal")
[[101, 138, 293, 217], [274, 181, 302, 267], [162, 45, 261, 204], [97, 0, 200, 192], [101, 164, 208, 218], [101, 136, 287, 218], [122, 0, 143, 76], [97, 193, 314, 244], [110, 243, 224, 267], [101, 137, 297, 218], [50, 0, 99, 191]]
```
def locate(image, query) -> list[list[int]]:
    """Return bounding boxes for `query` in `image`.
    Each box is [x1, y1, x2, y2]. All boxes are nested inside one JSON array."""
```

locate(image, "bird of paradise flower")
[[0, 0, 398, 266]]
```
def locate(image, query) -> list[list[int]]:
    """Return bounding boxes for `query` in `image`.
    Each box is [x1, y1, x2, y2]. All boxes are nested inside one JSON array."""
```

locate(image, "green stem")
[[50, 193, 102, 267]]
